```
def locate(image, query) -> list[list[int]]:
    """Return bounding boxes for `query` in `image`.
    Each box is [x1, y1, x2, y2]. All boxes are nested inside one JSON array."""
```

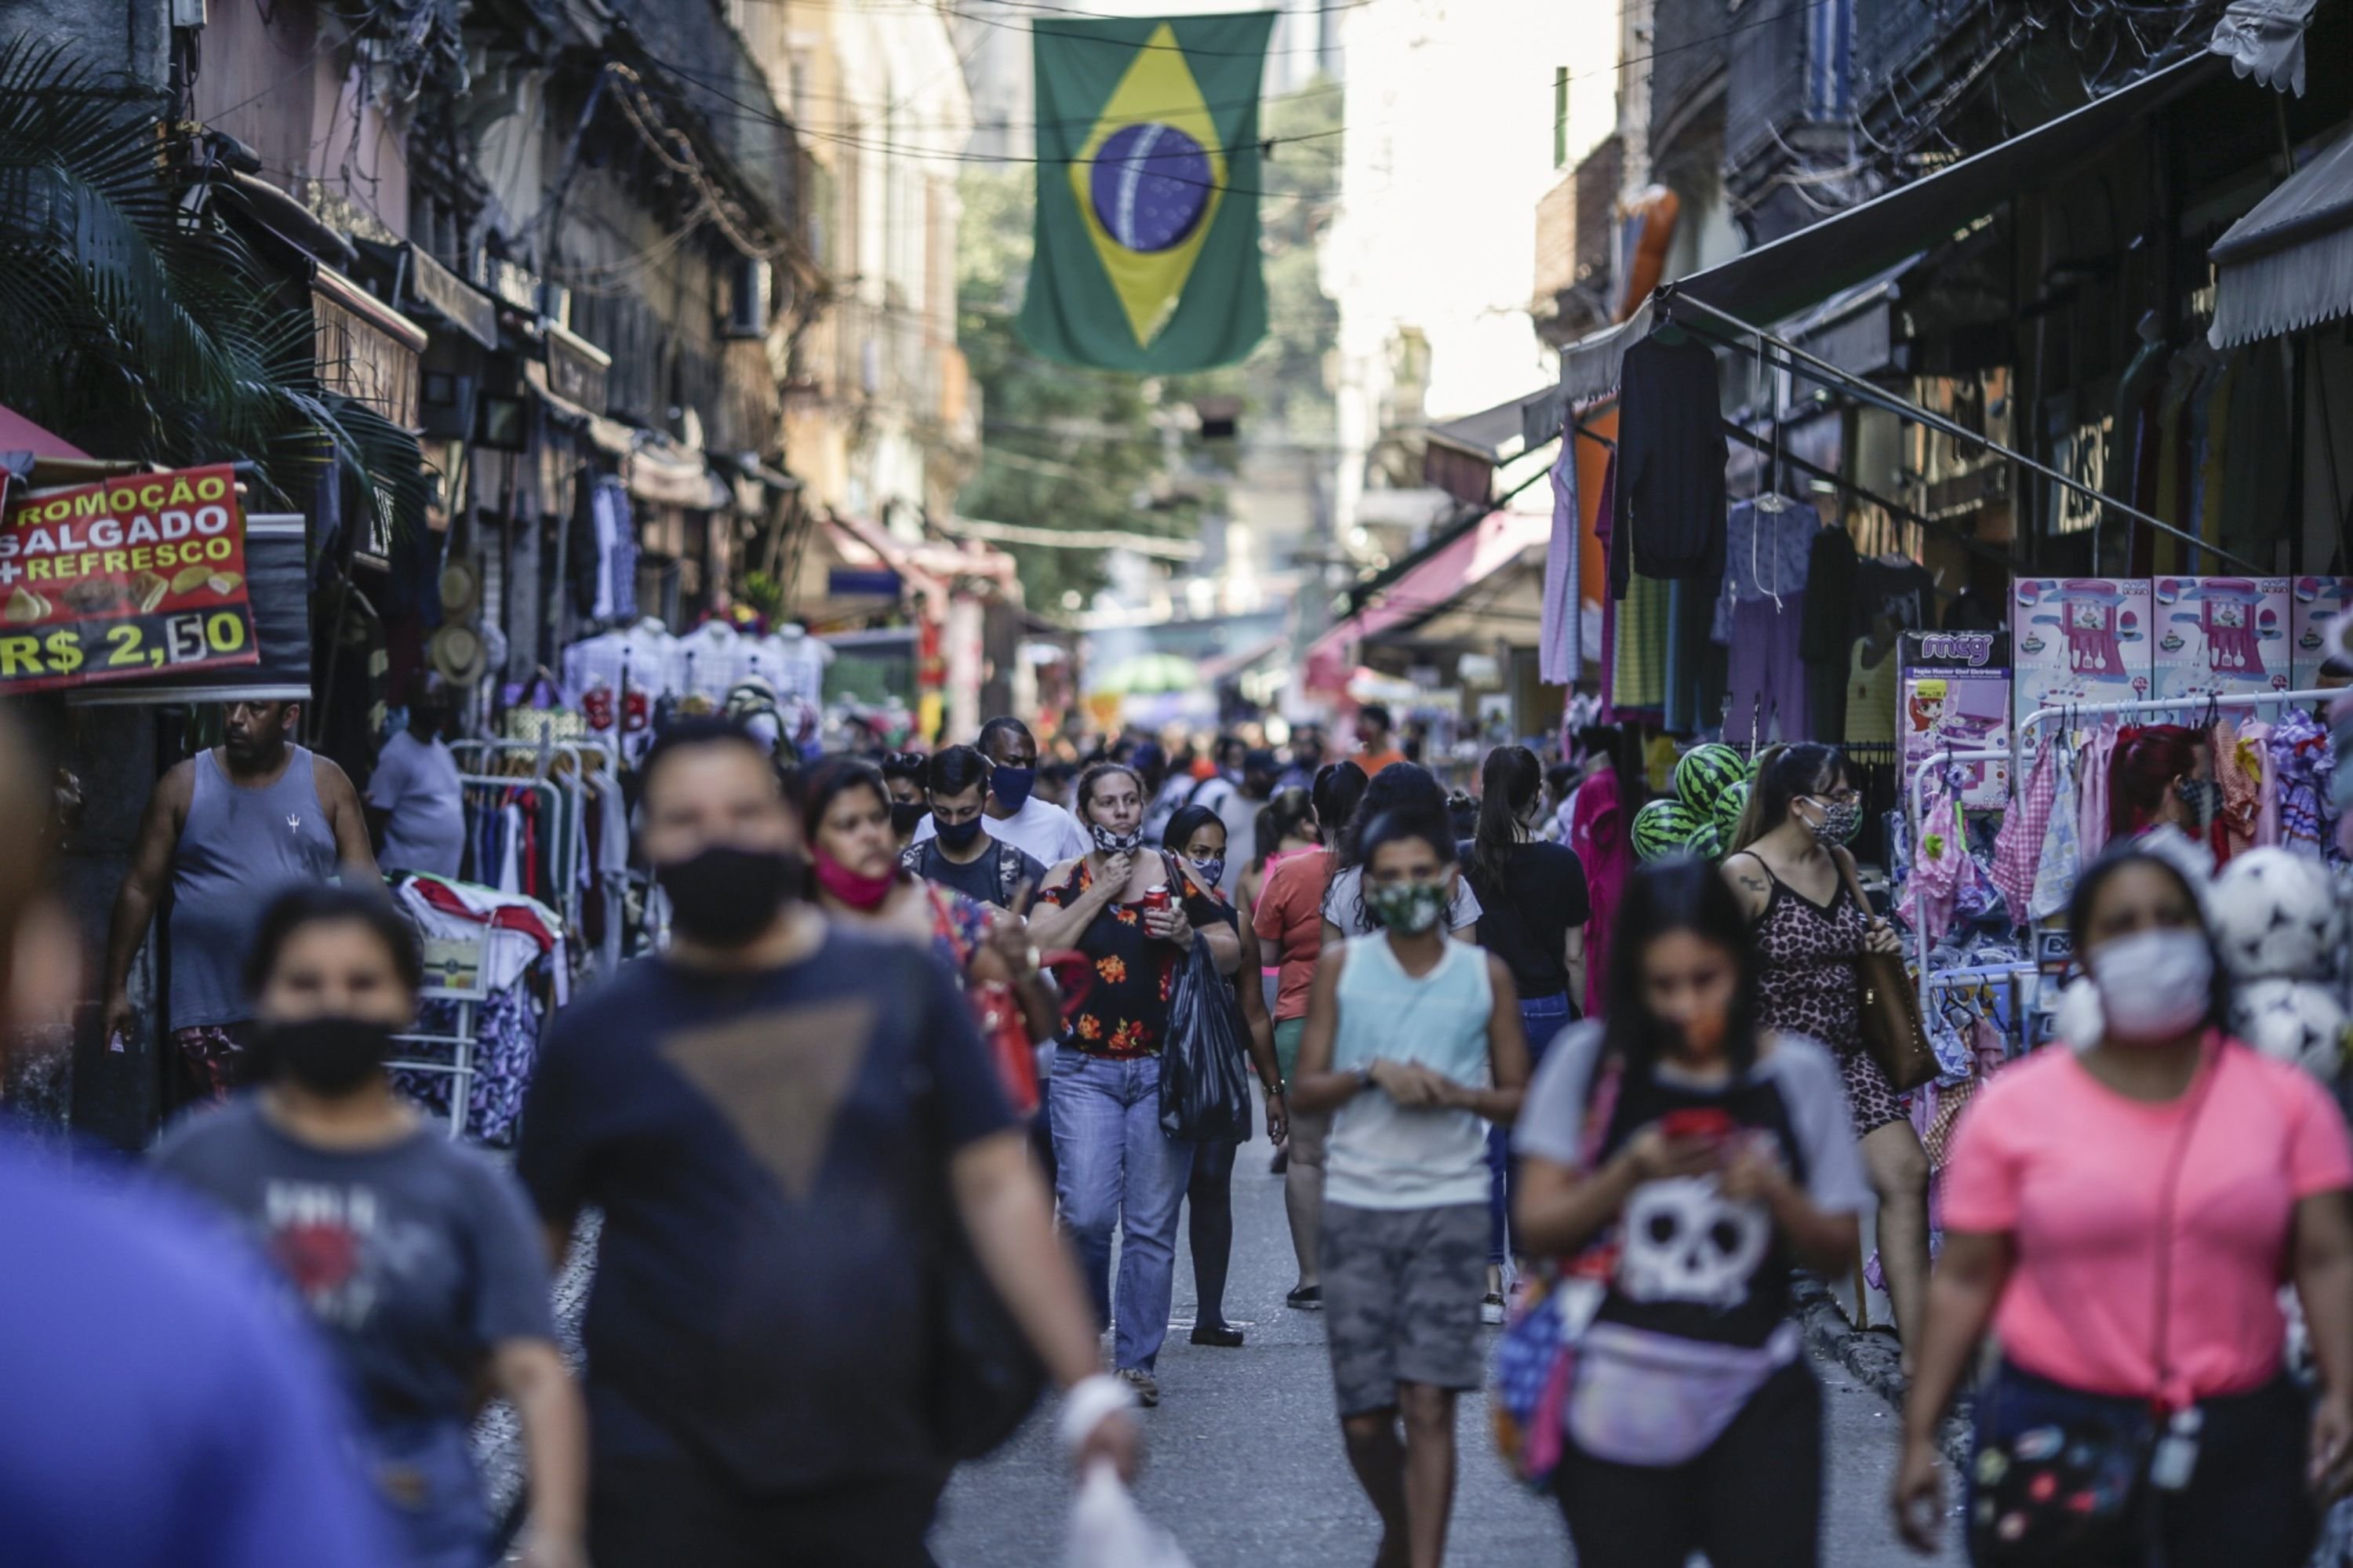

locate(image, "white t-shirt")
[[367, 730, 466, 879], [912, 793, 1092, 868], [1322, 864, 1483, 936]]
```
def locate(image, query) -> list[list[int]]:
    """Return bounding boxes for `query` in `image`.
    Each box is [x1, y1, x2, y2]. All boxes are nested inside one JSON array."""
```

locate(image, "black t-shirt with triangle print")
[[515, 925, 1014, 1490]]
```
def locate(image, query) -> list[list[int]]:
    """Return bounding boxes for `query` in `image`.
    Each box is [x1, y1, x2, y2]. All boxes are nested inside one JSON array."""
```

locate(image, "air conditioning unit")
[[726, 256, 772, 339]]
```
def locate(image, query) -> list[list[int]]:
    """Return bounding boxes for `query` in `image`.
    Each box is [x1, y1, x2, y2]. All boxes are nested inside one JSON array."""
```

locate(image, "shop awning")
[[521, 362, 633, 457], [1305, 508, 1551, 691], [312, 264, 427, 430], [1672, 53, 2218, 323], [626, 434, 730, 511], [2208, 126, 2353, 347], [1556, 53, 2222, 402]]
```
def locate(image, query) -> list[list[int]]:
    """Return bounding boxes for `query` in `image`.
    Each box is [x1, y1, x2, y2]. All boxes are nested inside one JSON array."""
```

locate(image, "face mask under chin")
[[1089, 822, 1144, 855]]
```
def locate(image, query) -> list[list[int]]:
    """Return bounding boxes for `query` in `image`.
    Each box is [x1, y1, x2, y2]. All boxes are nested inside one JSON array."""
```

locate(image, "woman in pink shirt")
[[1893, 847, 2353, 1565]]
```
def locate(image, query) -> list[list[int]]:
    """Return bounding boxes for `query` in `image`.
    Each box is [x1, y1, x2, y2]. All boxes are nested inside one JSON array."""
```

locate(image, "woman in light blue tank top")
[[1291, 808, 1530, 1568]]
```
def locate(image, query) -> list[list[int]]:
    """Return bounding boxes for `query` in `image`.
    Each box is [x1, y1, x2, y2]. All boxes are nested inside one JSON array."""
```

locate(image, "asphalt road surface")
[[933, 1117, 1970, 1567]]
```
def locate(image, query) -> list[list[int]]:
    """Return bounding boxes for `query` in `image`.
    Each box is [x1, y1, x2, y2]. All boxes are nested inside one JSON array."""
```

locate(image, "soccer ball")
[[2208, 849, 2341, 984], [2231, 978, 2348, 1079]]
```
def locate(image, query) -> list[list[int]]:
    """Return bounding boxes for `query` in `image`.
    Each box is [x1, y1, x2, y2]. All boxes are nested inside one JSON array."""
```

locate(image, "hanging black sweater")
[[1610, 331, 1728, 598]]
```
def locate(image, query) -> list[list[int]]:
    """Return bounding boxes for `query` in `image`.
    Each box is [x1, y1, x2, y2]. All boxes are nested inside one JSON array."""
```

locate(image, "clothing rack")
[[2009, 689, 2340, 768], [454, 772, 572, 926]]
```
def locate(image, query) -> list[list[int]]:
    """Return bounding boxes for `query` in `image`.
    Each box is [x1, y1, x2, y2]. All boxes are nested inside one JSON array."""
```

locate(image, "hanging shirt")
[[1540, 430, 1583, 685], [1712, 497, 1820, 642], [1611, 333, 1728, 598]]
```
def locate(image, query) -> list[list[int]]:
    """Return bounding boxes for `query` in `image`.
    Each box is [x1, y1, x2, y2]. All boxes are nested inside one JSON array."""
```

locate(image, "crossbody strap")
[[2150, 1039, 2221, 1411]]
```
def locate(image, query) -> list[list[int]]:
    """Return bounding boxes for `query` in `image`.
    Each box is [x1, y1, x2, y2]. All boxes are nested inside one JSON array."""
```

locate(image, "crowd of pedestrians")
[[8, 699, 2353, 1568]]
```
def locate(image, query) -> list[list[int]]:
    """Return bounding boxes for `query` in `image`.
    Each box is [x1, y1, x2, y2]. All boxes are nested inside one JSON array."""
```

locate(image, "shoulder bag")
[[1829, 846, 1939, 1093]]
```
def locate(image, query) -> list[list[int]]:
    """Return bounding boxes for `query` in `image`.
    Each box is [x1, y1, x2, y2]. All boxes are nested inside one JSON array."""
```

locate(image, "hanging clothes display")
[[1613, 573, 1671, 713], [1609, 331, 1727, 596], [1799, 523, 1858, 742], [1846, 638, 1900, 748], [2271, 708, 2332, 857], [2028, 734, 2085, 921], [389, 875, 566, 1145], [2075, 721, 2120, 860], [1539, 425, 1581, 686], [1988, 740, 2058, 921]]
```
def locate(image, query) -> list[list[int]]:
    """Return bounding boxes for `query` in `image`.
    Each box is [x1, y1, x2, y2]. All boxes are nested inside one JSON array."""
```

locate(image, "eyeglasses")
[[882, 751, 926, 771], [1809, 788, 1861, 806]]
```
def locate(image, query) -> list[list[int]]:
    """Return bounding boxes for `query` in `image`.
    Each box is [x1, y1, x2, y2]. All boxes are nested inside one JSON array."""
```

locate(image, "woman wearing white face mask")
[[1893, 848, 2353, 1566], [1722, 743, 1930, 1369]]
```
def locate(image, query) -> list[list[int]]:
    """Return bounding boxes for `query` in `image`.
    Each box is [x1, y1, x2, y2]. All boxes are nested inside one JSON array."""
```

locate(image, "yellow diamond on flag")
[[1068, 23, 1230, 348]]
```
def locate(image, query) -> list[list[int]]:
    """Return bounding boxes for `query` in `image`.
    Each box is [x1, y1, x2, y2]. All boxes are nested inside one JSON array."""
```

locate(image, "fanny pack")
[[1566, 1319, 1801, 1467]]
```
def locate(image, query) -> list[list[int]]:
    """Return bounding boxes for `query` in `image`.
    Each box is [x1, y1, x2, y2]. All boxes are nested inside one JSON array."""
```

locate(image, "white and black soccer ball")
[[2209, 849, 2341, 984], [2231, 978, 2348, 1079]]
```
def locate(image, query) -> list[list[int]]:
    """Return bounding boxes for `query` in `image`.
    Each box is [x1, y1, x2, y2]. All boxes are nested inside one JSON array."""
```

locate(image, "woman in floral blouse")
[[1027, 762, 1240, 1407]]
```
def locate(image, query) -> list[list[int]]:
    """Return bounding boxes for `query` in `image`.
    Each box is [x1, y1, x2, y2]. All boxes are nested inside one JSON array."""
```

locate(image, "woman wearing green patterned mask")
[[1292, 808, 1530, 1568]]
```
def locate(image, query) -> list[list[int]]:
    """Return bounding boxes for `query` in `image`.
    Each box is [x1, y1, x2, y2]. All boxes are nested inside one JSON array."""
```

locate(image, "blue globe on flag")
[[1089, 123, 1213, 253]]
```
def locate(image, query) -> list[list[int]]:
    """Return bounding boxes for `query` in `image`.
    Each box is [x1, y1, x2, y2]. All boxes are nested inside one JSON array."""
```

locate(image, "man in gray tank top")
[[102, 700, 378, 1101]]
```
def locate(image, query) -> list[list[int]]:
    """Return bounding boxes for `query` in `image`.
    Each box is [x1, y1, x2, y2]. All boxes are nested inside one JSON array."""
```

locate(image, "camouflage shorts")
[[1320, 1201, 1488, 1416]]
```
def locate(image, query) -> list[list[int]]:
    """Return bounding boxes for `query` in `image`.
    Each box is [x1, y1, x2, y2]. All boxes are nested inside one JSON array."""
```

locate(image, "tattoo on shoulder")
[[1737, 875, 1769, 895]]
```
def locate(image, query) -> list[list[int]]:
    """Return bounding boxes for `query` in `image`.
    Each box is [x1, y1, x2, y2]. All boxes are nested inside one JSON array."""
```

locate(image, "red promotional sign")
[[0, 465, 260, 694]]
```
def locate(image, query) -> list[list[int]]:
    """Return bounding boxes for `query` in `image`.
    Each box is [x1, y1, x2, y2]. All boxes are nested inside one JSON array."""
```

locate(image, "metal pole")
[[1659, 288, 2267, 576]]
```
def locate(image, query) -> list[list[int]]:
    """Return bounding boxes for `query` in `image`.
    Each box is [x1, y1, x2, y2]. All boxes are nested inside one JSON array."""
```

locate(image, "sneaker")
[[1117, 1366, 1160, 1407], [1189, 1322, 1245, 1348], [1481, 1293, 1506, 1326], [1286, 1283, 1322, 1312]]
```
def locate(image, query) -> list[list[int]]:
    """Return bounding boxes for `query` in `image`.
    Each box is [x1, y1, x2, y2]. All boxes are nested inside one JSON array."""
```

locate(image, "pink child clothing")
[[1944, 1037, 2353, 1407]]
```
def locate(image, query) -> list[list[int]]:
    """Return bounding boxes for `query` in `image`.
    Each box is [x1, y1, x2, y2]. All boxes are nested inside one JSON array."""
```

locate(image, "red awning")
[[1305, 508, 1551, 693], [0, 404, 91, 461]]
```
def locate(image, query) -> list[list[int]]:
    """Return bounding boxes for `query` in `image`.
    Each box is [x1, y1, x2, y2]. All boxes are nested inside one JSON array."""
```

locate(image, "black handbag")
[[1967, 1046, 2219, 1563]]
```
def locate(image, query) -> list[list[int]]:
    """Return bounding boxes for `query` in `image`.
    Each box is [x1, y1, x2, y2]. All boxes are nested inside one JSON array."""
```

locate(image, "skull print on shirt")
[[1618, 1174, 1773, 1312]]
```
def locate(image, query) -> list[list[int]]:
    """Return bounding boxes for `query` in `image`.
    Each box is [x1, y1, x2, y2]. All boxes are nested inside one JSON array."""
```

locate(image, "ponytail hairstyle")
[[1730, 741, 1849, 852], [1469, 744, 1543, 899], [1311, 761, 1369, 844], [2108, 725, 2206, 840]]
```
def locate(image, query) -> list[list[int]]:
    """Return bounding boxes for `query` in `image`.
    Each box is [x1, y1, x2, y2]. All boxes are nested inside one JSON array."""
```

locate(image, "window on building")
[[1553, 68, 1569, 168]]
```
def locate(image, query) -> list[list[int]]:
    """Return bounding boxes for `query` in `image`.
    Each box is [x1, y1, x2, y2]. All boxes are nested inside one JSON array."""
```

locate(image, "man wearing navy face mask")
[[911, 715, 1090, 869], [900, 745, 1048, 909]]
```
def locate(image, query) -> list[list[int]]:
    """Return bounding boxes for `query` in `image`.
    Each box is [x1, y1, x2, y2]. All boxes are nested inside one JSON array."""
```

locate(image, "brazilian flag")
[[1019, 12, 1276, 373]]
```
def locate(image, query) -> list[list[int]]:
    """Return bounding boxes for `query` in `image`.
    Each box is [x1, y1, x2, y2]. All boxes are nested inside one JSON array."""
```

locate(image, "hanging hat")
[[438, 559, 481, 619], [427, 623, 488, 686]]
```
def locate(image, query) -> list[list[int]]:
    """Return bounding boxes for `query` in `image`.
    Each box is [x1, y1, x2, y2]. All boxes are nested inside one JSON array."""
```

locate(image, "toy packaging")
[[2290, 577, 2353, 689], [2150, 577, 2290, 704], [1899, 631, 2011, 808], [2011, 579, 2151, 762]]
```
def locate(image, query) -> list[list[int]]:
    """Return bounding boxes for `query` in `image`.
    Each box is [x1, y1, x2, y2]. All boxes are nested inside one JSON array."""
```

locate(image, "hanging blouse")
[[2029, 736, 2086, 922], [2271, 708, 2331, 858]]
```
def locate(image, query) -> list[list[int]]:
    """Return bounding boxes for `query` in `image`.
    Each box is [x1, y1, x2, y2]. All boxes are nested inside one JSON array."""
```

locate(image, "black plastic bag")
[[1160, 938, 1253, 1144]]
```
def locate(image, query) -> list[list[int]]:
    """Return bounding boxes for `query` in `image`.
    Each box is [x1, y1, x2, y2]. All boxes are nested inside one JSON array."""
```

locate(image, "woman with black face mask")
[[1722, 741, 1929, 1374], [151, 885, 586, 1568], [879, 751, 931, 852]]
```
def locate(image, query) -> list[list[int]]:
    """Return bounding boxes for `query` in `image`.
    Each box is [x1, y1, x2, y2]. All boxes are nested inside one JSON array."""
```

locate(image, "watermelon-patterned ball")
[[1632, 798, 1705, 862], [1711, 778, 1751, 844], [1674, 743, 1747, 815]]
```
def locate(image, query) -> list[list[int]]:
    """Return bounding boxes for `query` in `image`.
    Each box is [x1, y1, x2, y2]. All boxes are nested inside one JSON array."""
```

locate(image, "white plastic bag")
[[1066, 1461, 1193, 1568]]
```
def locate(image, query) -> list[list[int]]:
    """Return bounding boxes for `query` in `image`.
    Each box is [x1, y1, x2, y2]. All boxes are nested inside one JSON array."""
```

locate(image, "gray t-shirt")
[[1322, 864, 1484, 937], [366, 730, 465, 879], [151, 1096, 553, 1433]]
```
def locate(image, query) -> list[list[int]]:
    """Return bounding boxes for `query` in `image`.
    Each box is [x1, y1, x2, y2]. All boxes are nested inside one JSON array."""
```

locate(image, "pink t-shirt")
[[1944, 1037, 2353, 1404]]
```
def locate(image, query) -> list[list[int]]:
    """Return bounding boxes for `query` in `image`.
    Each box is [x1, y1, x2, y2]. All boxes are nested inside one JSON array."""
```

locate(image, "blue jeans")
[[1489, 991, 1574, 1266], [1049, 1047, 1194, 1372]]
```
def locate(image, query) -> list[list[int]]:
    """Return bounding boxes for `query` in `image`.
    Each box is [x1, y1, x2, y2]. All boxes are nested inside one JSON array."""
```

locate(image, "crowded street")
[[929, 1108, 1966, 1566], [7, 0, 2353, 1562]]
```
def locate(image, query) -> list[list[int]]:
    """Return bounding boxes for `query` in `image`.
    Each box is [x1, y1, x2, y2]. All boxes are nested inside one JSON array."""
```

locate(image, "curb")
[[1791, 1275, 1971, 1469]]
